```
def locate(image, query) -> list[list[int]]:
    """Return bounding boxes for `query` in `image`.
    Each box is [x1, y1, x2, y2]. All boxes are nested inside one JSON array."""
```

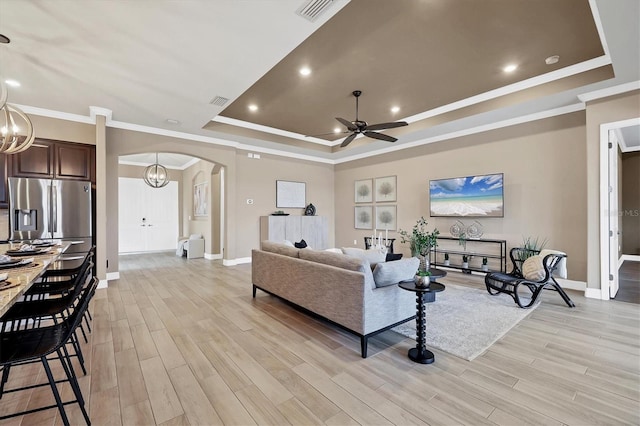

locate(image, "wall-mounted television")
[[429, 173, 504, 217]]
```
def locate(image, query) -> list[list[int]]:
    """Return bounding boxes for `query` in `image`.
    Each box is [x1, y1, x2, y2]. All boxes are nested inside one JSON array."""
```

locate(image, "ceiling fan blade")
[[364, 121, 408, 131], [340, 133, 357, 147], [363, 131, 397, 142], [336, 117, 357, 131]]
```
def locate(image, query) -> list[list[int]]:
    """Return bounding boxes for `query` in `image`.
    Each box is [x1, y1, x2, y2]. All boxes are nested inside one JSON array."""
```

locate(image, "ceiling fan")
[[335, 90, 408, 148]]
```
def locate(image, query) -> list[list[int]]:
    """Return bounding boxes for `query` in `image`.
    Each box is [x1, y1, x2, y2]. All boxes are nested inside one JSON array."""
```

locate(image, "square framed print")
[[276, 180, 306, 208], [354, 178, 373, 203], [354, 205, 373, 229], [194, 182, 208, 217], [375, 205, 397, 230], [375, 175, 397, 202]]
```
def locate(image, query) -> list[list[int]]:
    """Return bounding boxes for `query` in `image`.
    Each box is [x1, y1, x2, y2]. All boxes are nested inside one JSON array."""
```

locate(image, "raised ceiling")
[[0, 0, 638, 163]]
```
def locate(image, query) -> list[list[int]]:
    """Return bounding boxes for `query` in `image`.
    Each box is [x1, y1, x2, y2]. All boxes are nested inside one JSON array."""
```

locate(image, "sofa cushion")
[[261, 240, 300, 258], [299, 249, 376, 289], [372, 257, 420, 288], [341, 247, 387, 268]]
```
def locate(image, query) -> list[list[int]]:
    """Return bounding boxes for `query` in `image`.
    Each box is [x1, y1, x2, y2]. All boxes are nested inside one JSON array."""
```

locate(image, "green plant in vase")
[[461, 254, 469, 269], [413, 269, 432, 287], [482, 256, 489, 272], [399, 216, 439, 273], [443, 252, 450, 266]]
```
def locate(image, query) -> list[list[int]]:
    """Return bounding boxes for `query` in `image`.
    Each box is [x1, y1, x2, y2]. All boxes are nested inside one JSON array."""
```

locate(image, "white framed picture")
[[375, 175, 397, 202], [375, 205, 397, 230], [276, 180, 306, 208], [355, 205, 373, 229], [354, 178, 373, 203], [194, 182, 208, 217]]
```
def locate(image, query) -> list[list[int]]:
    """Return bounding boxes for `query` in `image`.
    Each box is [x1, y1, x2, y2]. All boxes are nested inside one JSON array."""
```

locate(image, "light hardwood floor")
[[1, 252, 638, 425]]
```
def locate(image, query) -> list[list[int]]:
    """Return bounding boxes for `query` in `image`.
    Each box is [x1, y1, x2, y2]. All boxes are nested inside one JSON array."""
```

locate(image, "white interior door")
[[608, 130, 620, 297], [119, 177, 178, 253]]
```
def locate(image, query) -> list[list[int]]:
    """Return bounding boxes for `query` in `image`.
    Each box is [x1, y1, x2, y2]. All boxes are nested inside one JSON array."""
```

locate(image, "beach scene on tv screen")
[[430, 174, 504, 217]]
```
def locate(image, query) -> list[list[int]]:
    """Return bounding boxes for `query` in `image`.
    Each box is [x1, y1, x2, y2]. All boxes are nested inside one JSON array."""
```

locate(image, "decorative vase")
[[417, 254, 430, 273], [414, 274, 431, 288], [462, 262, 469, 269], [444, 259, 450, 266], [481, 264, 489, 272]]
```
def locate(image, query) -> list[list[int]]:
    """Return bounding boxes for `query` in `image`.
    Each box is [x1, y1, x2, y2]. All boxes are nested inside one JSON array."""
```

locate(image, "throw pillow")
[[372, 257, 420, 288], [341, 247, 387, 268], [294, 239, 308, 249], [282, 240, 295, 247], [522, 255, 546, 281], [385, 253, 403, 262]]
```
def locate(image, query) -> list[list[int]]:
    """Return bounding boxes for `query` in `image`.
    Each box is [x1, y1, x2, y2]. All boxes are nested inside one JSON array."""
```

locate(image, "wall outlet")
[[353, 239, 357, 245], [246, 199, 254, 204], [253, 153, 261, 159]]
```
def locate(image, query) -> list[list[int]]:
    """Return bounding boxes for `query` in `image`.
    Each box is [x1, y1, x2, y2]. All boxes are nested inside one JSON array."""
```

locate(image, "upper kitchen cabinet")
[[11, 139, 95, 182]]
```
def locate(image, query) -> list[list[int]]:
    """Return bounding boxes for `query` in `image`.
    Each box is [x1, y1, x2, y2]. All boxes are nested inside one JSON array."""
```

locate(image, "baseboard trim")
[[223, 257, 252, 266], [106, 272, 120, 281], [205, 253, 223, 260], [620, 254, 640, 264], [585, 287, 604, 300], [98, 279, 109, 289], [556, 278, 586, 292]]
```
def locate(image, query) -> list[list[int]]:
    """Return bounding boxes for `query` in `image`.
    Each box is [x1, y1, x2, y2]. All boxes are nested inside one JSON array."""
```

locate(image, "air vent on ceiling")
[[295, 0, 334, 22], [210, 96, 229, 106]]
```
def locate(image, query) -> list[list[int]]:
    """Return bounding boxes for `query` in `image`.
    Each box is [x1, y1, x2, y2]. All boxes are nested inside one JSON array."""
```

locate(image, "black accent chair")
[[485, 248, 576, 308]]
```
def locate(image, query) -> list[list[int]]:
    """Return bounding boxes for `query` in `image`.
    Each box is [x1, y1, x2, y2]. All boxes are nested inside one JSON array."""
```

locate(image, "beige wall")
[[235, 150, 335, 257], [336, 112, 588, 281], [585, 90, 640, 288], [181, 160, 215, 253], [621, 151, 640, 254]]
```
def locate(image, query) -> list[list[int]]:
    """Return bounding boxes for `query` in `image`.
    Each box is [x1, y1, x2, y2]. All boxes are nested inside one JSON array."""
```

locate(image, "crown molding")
[[577, 80, 640, 103]]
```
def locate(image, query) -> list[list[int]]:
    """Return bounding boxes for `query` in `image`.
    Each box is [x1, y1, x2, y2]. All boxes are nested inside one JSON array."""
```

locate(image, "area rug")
[[391, 283, 539, 361]]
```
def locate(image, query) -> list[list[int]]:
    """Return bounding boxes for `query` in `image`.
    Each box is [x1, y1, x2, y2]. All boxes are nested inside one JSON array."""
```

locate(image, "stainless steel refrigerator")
[[8, 177, 93, 255]]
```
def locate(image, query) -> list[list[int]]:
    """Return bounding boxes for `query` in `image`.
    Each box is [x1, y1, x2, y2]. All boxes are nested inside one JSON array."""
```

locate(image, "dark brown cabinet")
[[11, 139, 95, 182], [0, 139, 95, 209]]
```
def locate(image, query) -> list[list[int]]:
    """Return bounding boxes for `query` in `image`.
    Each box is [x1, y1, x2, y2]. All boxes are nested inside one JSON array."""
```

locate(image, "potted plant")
[[481, 256, 489, 272], [414, 269, 431, 287], [399, 216, 439, 273], [443, 252, 450, 266], [461, 254, 469, 269]]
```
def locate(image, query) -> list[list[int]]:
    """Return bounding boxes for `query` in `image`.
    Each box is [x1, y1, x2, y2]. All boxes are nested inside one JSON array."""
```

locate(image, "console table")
[[430, 236, 506, 274], [399, 268, 446, 364]]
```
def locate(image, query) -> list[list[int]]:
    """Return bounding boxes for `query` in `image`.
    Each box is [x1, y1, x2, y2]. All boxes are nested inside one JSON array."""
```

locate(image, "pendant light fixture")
[[0, 79, 35, 154], [143, 153, 170, 188]]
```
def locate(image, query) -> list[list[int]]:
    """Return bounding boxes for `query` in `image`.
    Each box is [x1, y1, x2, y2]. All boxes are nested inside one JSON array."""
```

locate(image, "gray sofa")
[[251, 241, 419, 357]]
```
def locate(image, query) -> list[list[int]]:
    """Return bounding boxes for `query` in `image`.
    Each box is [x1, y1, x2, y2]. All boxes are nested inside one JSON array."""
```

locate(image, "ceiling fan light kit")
[[336, 90, 408, 148]]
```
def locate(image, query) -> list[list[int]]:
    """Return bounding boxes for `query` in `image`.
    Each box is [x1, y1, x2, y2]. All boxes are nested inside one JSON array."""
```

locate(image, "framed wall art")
[[354, 178, 373, 203], [375, 205, 397, 230], [276, 180, 306, 208], [375, 175, 397, 202], [354, 205, 373, 229], [194, 182, 208, 217]]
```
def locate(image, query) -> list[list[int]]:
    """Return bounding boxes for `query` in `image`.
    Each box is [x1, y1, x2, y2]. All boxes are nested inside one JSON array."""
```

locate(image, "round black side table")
[[399, 271, 446, 364]]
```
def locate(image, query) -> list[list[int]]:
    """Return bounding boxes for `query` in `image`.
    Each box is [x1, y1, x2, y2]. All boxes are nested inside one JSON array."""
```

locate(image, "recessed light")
[[5, 79, 20, 87], [503, 64, 518, 73], [390, 106, 400, 114], [248, 104, 258, 112], [333, 127, 341, 133], [299, 67, 311, 76], [545, 55, 560, 65], [165, 118, 180, 125]]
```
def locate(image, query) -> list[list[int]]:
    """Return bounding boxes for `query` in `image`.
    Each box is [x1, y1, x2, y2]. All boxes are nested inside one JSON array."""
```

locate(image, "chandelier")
[[143, 153, 170, 188], [0, 80, 35, 154]]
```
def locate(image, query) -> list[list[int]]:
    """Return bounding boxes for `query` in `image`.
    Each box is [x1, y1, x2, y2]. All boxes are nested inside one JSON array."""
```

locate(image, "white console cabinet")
[[260, 215, 328, 249]]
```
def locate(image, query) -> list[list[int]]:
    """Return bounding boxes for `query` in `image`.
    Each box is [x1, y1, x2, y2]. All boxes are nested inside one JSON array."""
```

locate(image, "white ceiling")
[[1, 0, 639, 164]]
